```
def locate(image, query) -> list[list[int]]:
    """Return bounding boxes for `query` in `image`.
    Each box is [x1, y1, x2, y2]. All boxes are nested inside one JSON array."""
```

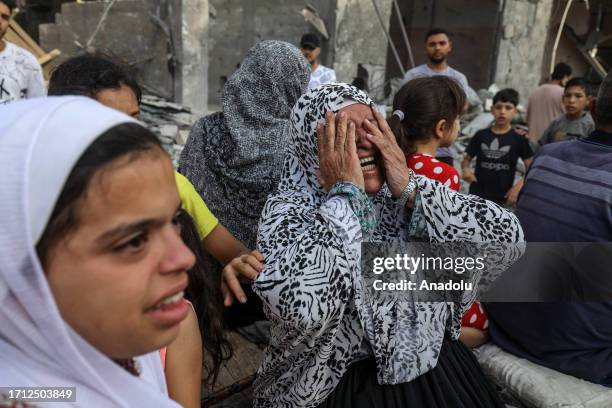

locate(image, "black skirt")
[[318, 340, 504, 408]]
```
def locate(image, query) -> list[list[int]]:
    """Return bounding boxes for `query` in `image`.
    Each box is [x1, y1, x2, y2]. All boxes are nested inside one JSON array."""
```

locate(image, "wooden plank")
[[38, 49, 61, 66], [5, 19, 61, 80], [7, 19, 45, 57]]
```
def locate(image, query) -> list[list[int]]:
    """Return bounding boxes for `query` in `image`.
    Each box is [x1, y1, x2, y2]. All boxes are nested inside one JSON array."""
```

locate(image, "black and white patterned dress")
[[253, 83, 524, 407]]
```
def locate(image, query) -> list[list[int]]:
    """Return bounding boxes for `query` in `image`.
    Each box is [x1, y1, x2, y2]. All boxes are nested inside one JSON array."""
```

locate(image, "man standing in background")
[[403, 28, 469, 166], [0, 0, 45, 105], [300, 33, 336, 90], [526, 62, 572, 143]]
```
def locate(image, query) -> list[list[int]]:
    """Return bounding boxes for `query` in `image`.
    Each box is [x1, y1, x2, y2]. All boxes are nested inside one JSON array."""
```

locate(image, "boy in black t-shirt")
[[462, 89, 534, 206]]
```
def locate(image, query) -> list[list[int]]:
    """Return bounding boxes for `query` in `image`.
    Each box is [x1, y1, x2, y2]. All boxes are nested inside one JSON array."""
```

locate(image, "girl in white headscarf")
[[0, 97, 195, 406]]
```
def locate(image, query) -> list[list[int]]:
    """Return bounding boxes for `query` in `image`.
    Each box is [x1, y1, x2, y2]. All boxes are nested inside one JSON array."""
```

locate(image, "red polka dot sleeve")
[[407, 153, 460, 192]]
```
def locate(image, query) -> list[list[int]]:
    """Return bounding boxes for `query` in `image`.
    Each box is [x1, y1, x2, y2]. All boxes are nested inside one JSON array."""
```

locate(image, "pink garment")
[[526, 83, 565, 143]]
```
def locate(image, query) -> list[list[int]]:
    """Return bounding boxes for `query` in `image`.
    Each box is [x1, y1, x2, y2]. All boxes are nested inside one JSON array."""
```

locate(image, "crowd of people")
[[1, 0, 611, 406]]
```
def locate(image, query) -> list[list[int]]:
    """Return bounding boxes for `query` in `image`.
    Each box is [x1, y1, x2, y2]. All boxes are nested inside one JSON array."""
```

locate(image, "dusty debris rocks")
[[139, 94, 197, 168]]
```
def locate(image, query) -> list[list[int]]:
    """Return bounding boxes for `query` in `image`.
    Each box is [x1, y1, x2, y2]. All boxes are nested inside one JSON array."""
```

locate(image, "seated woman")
[[253, 83, 524, 407], [0, 97, 195, 406], [179, 40, 310, 329]]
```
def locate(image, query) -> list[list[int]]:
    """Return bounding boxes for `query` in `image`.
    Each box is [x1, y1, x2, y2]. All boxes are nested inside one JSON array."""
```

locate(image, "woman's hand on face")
[[363, 106, 410, 198], [221, 250, 264, 306], [317, 111, 365, 191]]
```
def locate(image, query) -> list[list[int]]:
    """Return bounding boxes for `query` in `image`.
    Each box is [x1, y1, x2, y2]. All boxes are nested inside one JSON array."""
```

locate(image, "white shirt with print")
[[0, 42, 46, 105], [308, 64, 336, 90]]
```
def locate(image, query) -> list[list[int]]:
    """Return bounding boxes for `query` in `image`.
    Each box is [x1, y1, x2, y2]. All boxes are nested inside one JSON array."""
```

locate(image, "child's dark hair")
[[391, 76, 465, 155], [551, 62, 572, 80], [564, 77, 590, 95], [178, 210, 232, 386], [1, 0, 16, 13], [493, 88, 519, 107], [48, 53, 142, 104]]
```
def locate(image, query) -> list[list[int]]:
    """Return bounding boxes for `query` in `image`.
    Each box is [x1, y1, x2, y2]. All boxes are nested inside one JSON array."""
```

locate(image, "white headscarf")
[[0, 97, 178, 407]]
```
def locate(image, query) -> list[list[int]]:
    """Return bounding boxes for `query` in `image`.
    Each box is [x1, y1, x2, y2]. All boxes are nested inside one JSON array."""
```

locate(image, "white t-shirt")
[[0, 42, 46, 105], [403, 64, 469, 96], [308, 64, 336, 90]]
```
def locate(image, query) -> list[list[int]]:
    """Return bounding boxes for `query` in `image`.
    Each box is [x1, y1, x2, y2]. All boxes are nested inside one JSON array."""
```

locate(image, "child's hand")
[[221, 250, 264, 306], [505, 179, 524, 207], [463, 169, 477, 183], [514, 127, 529, 139], [459, 327, 489, 348]]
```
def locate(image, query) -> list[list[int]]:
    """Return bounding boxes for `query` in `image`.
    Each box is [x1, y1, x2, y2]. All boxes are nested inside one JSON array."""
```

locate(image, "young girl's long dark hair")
[[389, 76, 466, 155], [178, 210, 232, 385]]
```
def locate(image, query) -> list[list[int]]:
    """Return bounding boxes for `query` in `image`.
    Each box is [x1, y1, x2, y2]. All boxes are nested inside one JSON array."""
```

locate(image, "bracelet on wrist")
[[395, 169, 417, 208]]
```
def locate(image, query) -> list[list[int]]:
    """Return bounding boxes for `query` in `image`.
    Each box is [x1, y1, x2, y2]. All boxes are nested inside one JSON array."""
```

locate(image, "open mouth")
[[146, 290, 185, 313], [144, 286, 189, 326], [360, 156, 377, 172]]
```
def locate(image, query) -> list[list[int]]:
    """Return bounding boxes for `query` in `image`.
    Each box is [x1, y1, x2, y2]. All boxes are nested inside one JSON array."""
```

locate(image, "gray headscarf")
[[179, 40, 310, 248]]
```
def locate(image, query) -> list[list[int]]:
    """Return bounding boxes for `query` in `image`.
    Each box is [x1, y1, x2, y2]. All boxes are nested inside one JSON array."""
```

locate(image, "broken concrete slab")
[[334, 0, 392, 85], [39, 0, 208, 113], [493, 0, 555, 105]]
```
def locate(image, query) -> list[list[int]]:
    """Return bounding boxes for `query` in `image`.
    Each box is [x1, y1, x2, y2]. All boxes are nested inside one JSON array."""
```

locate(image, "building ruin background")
[[13, 0, 612, 111]]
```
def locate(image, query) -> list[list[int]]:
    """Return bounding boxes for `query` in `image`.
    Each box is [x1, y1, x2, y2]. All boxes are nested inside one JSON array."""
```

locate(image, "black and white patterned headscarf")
[[253, 83, 524, 407], [179, 40, 310, 248]]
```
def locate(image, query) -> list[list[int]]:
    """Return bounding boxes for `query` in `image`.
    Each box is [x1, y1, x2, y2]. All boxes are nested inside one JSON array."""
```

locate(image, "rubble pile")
[[139, 94, 198, 167]]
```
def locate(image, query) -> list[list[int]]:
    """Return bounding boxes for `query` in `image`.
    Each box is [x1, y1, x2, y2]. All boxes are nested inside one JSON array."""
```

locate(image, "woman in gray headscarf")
[[179, 40, 310, 326]]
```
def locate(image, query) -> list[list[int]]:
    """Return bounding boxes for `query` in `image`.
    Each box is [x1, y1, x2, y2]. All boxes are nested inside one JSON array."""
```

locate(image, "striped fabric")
[[515, 131, 612, 242], [487, 130, 612, 387]]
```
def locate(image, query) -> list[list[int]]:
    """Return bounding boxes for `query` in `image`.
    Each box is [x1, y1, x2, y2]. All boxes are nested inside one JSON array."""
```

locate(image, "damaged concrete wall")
[[40, 0, 179, 99], [334, 0, 392, 93], [390, 0, 501, 91], [543, 1, 591, 81], [206, 0, 336, 108], [493, 0, 555, 104], [179, 0, 208, 114], [39, 0, 208, 113]]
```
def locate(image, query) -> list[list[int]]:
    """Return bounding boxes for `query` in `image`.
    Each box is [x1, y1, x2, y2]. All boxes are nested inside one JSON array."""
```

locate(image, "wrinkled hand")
[[463, 169, 477, 184], [221, 250, 264, 306], [362, 106, 410, 197], [317, 111, 364, 191]]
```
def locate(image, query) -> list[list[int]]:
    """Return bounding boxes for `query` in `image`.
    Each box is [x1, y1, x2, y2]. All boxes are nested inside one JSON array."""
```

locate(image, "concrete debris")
[[357, 63, 386, 102], [462, 112, 495, 138], [139, 94, 198, 168], [301, 4, 330, 39]]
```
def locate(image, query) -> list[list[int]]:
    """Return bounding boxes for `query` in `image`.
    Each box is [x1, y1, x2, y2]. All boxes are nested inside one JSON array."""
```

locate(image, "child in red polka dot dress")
[[407, 154, 460, 191], [391, 76, 489, 348]]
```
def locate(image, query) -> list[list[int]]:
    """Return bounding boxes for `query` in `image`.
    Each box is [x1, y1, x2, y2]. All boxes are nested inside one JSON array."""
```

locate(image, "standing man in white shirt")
[[300, 33, 336, 90], [0, 0, 45, 105], [403, 28, 469, 166]]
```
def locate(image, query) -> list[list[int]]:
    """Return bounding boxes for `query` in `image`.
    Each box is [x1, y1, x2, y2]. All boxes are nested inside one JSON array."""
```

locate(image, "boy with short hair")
[[540, 77, 595, 145], [299, 33, 336, 90], [462, 88, 534, 206]]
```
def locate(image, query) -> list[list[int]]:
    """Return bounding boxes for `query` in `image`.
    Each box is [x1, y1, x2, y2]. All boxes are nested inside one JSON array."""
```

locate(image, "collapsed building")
[[18, 0, 612, 111]]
